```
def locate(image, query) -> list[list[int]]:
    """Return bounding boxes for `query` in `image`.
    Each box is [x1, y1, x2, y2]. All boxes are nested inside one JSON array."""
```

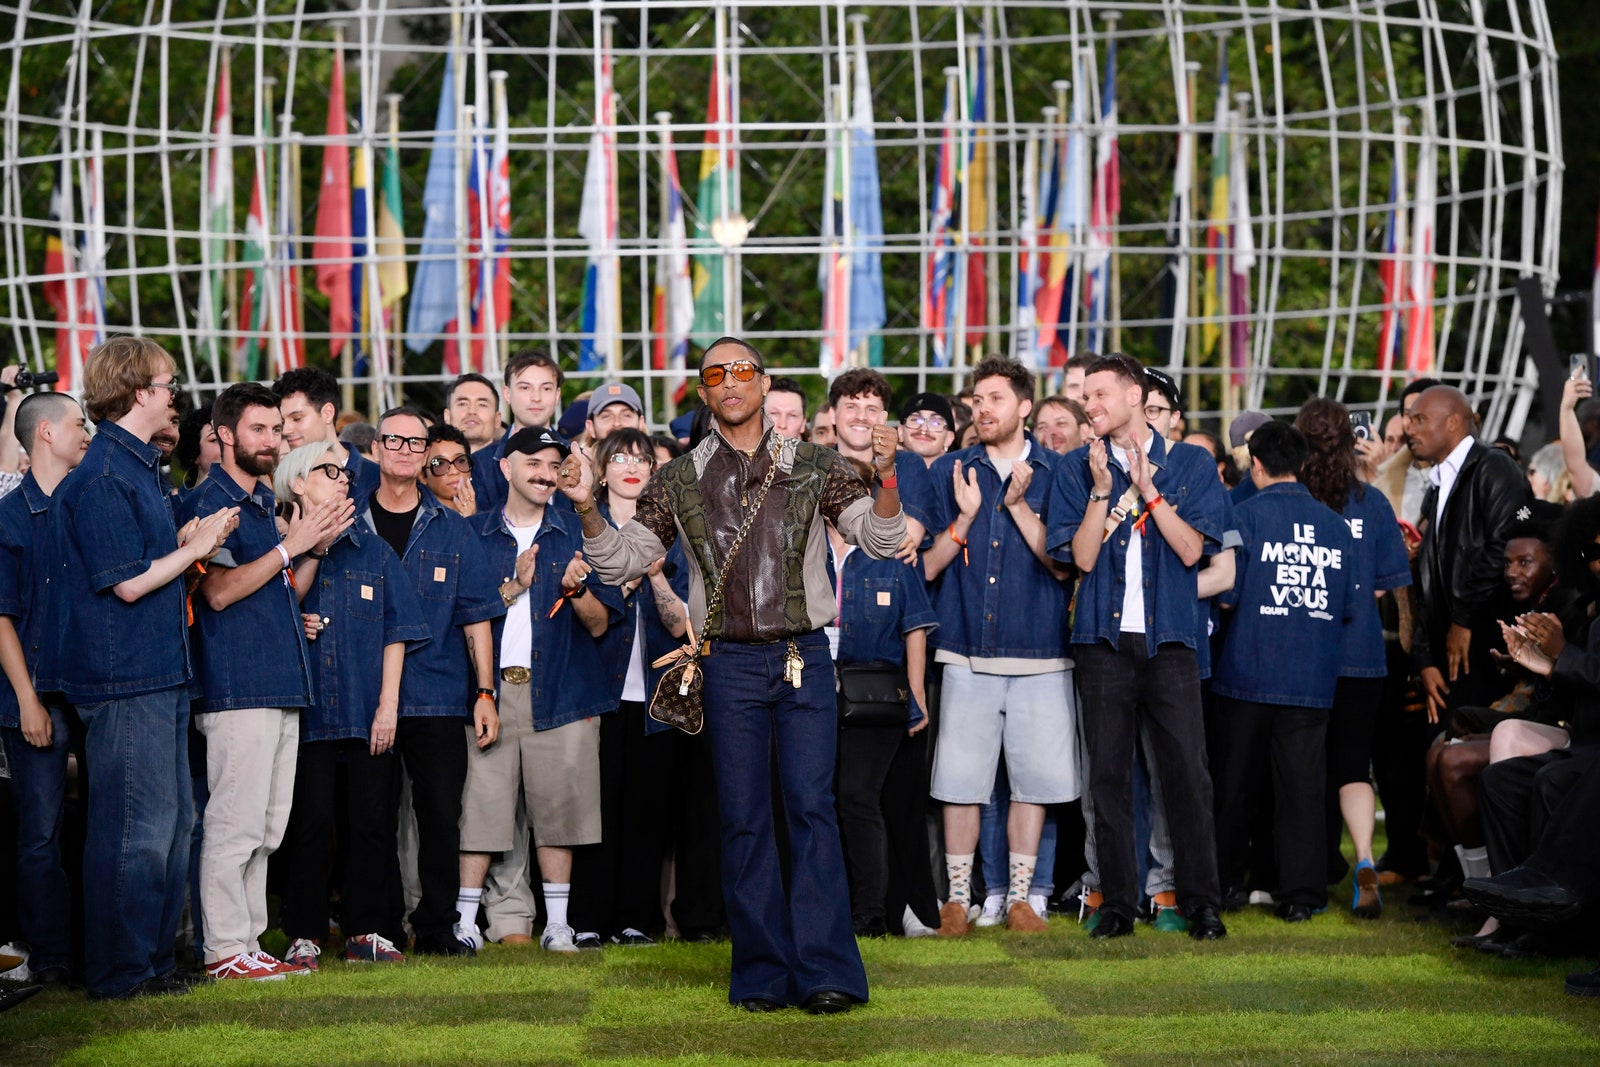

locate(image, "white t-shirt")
[[1108, 433, 1155, 635], [622, 609, 648, 702], [499, 518, 541, 669]]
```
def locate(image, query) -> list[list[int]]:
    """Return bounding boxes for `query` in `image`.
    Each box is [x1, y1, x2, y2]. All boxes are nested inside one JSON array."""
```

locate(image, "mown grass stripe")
[[583, 983, 1060, 1027], [585, 1056, 1107, 1067]]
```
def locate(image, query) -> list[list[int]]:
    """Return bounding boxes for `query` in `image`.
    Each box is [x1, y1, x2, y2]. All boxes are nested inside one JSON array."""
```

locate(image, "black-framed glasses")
[[380, 433, 429, 453], [426, 454, 473, 475], [700, 359, 761, 387], [312, 463, 352, 484], [1581, 542, 1600, 564], [904, 413, 948, 431], [1144, 404, 1173, 420]]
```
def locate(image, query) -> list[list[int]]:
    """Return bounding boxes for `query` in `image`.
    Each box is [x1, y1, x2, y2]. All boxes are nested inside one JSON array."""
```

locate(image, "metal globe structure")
[[0, 1, 1562, 436]]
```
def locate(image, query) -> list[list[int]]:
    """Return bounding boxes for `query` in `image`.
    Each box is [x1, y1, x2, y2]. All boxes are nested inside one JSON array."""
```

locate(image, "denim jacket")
[[1335, 483, 1412, 677], [834, 548, 938, 725], [1213, 482, 1359, 708], [300, 526, 431, 741], [1048, 431, 1226, 655], [178, 471, 313, 712], [364, 486, 505, 719], [346, 448, 381, 503], [595, 503, 692, 735], [926, 437, 1072, 661], [475, 503, 624, 730], [0, 475, 58, 726], [49, 421, 192, 701]]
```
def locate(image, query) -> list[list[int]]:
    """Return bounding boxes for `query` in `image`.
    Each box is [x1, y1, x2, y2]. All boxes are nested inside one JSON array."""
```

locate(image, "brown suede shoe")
[[1006, 901, 1049, 933], [497, 934, 534, 946], [936, 900, 972, 937]]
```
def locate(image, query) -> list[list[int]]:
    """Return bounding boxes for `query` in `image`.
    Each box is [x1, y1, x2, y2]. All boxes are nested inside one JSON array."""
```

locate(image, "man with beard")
[[561, 336, 905, 1013], [899, 392, 956, 464], [443, 373, 502, 454], [180, 383, 353, 980], [920, 357, 1077, 935]]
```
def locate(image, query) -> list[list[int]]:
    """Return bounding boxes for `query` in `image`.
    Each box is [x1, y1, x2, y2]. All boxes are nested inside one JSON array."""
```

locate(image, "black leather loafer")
[[802, 990, 853, 1015]]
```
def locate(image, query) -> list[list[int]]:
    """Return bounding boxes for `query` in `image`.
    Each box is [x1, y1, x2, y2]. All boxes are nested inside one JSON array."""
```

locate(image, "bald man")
[[1405, 386, 1529, 720]]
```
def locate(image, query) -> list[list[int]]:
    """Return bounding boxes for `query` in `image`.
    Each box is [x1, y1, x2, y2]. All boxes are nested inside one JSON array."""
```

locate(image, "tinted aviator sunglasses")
[[699, 359, 761, 387]]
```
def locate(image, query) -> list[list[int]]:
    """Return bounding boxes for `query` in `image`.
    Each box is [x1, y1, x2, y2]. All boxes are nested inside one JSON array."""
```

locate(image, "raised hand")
[[1499, 620, 1555, 677], [1088, 438, 1112, 497], [870, 424, 898, 479], [561, 550, 592, 594], [558, 446, 596, 507], [185, 508, 239, 562], [1004, 458, 1034, 506], [1127, 439, 1156, 498], [453, 476, 477, 518], [951, 460, 983, 519], [1562, 374, 1592, 413]]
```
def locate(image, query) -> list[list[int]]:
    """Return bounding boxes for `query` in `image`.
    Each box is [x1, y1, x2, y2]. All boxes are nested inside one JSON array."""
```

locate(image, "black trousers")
[[280, 739, 399, 941], [1324, 676, 1385, 876], [669, 728, 726, 936], [1371, 639, 1432, 877], [1525, 745, 1600, 895], [1480, 745, 1600, 877], [1077, 635, 1220, 921], [570, 702, 677, 938], [835, 724, 941, 930], [1213, 699, 1329, 908], [392, 717, 467, 942]]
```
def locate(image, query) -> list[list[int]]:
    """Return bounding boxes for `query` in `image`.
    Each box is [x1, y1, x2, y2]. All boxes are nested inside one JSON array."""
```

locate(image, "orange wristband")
[[947, 524, 969, 566]]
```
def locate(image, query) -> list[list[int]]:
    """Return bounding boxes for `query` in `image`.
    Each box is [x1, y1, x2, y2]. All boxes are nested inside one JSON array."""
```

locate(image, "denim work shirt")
[[1213, 482, 1359, 709], [0, 474, 57, 726], [178, 471, 313, 712], [346, 448, 381, 503], [365, 487, 505, 719], [595, 504, 692, 735], [1048, 431, 1226, 655], [1335, 483, 1412, 677], [476, 503, 624, 731], [834, 549, 938, 725], [49, 421, 192, 701], [299, 526, 431, 742], [889, 448, 935, 540], [926, 436, 1072, 666]]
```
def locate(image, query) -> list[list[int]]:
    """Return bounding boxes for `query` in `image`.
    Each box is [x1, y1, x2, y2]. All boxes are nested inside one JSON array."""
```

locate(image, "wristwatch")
[[1088, 490, 1110, 503]]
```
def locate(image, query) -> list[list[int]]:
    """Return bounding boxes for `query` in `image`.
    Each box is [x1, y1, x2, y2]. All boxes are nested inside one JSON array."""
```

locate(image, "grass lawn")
[[5, 888, 1598, 1067]]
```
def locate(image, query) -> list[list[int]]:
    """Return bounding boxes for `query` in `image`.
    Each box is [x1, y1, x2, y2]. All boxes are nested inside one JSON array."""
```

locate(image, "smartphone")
[[1571, 353, 1592, 382], [1349, 411, 1373, 442], [1398, 518, 1422, 543]]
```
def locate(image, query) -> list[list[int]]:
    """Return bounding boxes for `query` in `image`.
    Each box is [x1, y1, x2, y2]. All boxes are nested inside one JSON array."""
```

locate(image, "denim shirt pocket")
[[862, 577, 897, 624], [346, 569, 384, 621], [417, 549, 459, 602]]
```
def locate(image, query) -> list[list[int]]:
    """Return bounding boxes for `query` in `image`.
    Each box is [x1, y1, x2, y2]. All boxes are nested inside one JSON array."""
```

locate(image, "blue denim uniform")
[[595, 505, 691, 735], [178, 471, 313, 712], [1335, 484, 1411, 677], [49, 420, 192, 700], [0, 473, 56, 725], [926, 438, 1070, 660], [1048, 433, 1227, 654], [475, 503, 624, 730], [300, 526, 431, 741], [834, 550, 937, 726], [1213, 482, 1359, 708], [889, 448, 935, 537], [345, 447, 381, 502], [364, 487, 504, 719]]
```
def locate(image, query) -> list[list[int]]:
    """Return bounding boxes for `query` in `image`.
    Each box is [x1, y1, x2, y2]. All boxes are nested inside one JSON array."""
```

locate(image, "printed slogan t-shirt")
[[1213, 481, 1358, 709]]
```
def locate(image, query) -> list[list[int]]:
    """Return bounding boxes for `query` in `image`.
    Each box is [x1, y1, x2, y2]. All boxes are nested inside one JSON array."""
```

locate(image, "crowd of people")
[[0, 337, 1596, 1012]]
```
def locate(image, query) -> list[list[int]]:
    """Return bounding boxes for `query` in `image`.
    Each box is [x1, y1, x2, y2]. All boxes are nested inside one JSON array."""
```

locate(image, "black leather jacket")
[[1412, 441, 1530, 673]]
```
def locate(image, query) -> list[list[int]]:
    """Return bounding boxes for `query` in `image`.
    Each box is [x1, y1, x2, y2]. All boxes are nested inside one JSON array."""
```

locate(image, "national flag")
[[691, 60, 732, 345], [1229, 114, 1256, 385], [314, 43, 353, 359], [1377, 146, 1409, 372], [274, 120, 305, 373], [1014, 133, 1039, 364], [1038, 71, 1088, 364], [963, 41, 989, 347], [484, 85, 511, 380], [848, 23, 886, 366], [406, 51, 459, 354], [652, 130, 694, 405], [1405, 116, 1438, 377], [1201, 51, 1230, 356], [198, 53, 233, 380], [377, 128, 408, 316], [1084, 36, 1119, 356], [1033, 103, 1070, 364], [43, 144, 104, 391], [924, 75, 959, 367], [579, 31, 620, 375], [453, 83, 513, 377], [350, 143, 372, 373], [819, 86, 849, 377], [1158, 70, 1195, 369], [236, 134, 271, 381]]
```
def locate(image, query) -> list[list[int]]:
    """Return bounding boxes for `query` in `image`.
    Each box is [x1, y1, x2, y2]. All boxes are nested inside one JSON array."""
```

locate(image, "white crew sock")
[[456, 887, 483, 929], [544, 882, 571, 928], [1455, 845, 1492, 880]]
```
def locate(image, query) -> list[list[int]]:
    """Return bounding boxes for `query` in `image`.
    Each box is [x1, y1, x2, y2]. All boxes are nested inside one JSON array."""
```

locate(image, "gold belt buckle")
[[500, 666, 531, 685]]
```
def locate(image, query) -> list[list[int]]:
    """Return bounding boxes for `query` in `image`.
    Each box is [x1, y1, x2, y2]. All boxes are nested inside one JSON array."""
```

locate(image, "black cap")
[[505, 427, 571, 460], [1145, 367, 1182, 413], [1505, 500, 1563, 544], [900, 391, 955, 427]]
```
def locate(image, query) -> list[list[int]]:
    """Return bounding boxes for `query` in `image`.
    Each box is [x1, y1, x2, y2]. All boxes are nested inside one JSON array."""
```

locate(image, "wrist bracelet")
[[475, 687, 496, 701], [574, 502, 594, 515], [947, 523, 969, 567], [274, 544, 291, 570]]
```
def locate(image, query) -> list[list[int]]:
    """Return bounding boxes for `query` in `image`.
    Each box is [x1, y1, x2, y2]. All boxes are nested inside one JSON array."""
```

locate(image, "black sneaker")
[[573, 932, 604, 951], [413, 932, 474, 957], [1565, 963, 1600, 998]]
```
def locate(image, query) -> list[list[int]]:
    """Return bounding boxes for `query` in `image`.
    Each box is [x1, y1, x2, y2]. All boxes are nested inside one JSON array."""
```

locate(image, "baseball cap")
[[504, 427, 571, 460], [1227, 411, 1273, 450], [556, 404, 589, 441], [899, 391, 955, 428], [669, 411, 696, 440], [1144, 368, 1182, 413], [587, 382, 645, 419]]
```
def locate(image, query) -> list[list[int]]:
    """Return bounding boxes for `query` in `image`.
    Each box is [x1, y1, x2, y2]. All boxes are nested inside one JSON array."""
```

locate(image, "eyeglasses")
[[312, 463, 352, 483], [380, 433, 429, 454], [904, 414, 948, 431], [1144, 404, 1173, 420], [608, 453, 653, 467], [425, 454, 473, 475], [699, 359, 761, 387], [1581, 542, 1600, 564], [147, 379, 184, 393]]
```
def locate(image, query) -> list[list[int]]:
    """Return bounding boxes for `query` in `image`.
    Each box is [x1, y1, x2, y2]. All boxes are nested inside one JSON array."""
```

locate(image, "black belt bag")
[[836, 661, 911, 728]]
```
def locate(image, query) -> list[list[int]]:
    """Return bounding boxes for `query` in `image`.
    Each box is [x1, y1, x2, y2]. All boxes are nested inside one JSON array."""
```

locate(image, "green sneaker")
[[1152, 906, 1189, 933]]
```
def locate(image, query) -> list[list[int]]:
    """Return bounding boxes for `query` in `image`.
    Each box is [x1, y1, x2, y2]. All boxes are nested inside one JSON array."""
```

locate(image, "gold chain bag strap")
[[648, 440, 783, 734]]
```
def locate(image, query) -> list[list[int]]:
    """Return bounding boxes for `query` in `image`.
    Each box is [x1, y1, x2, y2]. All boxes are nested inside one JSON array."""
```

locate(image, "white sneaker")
[[540, 922, 579, 953], [452, 922, 484, 953], [1248, 890, 1277, 907], [901, 905, 939, 939], [975, 895, 1007, 927], [1029, 894, 1050, 921]]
